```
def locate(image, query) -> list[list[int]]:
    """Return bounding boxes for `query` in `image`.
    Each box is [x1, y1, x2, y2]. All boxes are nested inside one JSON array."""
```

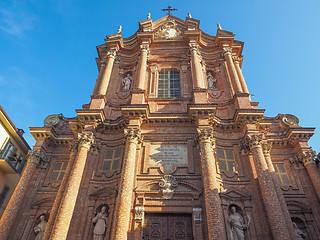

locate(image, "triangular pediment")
[[220, 187, 251, 200]]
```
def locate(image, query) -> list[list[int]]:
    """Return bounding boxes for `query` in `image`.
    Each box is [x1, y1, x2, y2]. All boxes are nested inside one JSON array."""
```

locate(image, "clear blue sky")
[[0, 0, 319, 152]]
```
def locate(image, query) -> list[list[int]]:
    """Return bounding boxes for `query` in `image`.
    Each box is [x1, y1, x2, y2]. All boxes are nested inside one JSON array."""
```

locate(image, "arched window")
[[157, 68, 181, 98]]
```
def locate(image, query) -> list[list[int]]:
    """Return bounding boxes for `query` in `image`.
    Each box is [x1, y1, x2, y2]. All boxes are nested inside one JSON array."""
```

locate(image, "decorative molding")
[[159, 175, 178, 199], [107, 49, 117, 59], [193, 208, 202, 221], [196, 128, 215, 145], [232, 56, 240, 64], [140, 44, 150, 54], [245, 134, 263, 149], [282, 114, 299, 126], [262, 141, 272, 155], [298, 151, 316, 166], [154, 20, 182, 39], [69, 141, 79, 154], [27, 149, 51, 169], [222, 47, 232, 56]]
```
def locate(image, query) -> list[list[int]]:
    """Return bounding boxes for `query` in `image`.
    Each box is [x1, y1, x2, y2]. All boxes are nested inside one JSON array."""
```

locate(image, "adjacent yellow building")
[[0, 105, 30, 217]]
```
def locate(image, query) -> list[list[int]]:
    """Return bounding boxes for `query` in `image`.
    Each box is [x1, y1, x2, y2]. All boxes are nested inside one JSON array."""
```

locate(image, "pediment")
[[152, 15, 188, 34], [89, 186, 117, 198], [220, 187, 251, 200], [135, 179, 201, 193], [286, 200, 311, 213], [31, 197, 55, 208]]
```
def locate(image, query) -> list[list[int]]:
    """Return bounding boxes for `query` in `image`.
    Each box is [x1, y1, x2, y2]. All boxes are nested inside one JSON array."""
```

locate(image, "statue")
[[92, 206, 108, 240], [217, 23, 222, 30], [293, 222, 308, 239], [34, 215, 47, 240], [117, 25, 122, 33], [147, 13, 151, 19], [228, 206, 249, 240], [121, 73, 132, 91], [207, 72, 217, 89], [188, 12, 192, 18]]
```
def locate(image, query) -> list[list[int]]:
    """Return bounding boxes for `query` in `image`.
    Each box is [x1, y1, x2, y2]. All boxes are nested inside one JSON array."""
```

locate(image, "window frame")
[[102, 148, 122, 171], [216, 148, 236, 172], [157, 68, 181, 98], [273, 163, 290, 184], [50, 161, 68, 181]]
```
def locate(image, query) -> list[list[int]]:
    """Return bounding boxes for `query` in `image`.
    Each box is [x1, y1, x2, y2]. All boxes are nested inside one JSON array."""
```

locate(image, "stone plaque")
[[149, 144, 188, 173]]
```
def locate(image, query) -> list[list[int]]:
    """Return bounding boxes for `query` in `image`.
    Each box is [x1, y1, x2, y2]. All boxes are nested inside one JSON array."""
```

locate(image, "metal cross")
[[161, 5, 178, 15]]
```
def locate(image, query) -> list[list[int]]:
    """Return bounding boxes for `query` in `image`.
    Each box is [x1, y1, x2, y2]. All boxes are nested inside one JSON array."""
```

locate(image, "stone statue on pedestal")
[[228, 206, 249, 240], [207, 72, 217, 89], [121, 74, 132, 91], [34, 215, 47, 240], [92, 206, 108, 240]]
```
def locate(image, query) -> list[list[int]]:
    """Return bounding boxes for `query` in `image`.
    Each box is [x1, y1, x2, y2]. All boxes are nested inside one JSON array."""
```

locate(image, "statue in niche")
[[92, 206, 108, 240], [121, 73, 132, 91], [293, 222, 308, 239], [34, 215, 47, 240], [207, 72, 217, 89], [228, 206, 250, 240]]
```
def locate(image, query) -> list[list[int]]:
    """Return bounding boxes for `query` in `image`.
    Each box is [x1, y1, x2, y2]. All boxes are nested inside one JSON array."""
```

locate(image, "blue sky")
[[0, 0, 319, 152]]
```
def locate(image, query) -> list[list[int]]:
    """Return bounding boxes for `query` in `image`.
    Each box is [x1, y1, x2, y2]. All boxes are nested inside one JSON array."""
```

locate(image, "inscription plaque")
[[149, 144, 188, 173]]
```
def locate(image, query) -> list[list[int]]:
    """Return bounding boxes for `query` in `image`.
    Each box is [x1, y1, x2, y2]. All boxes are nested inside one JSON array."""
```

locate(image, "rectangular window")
[[273, 163, 290, 184], [103, 149, 121, 171], [217, 149, 236, 172], [50, 161, 68, 181], [157, 69, 181, 98], [0, 185, 10, 207], [15, 155, 27, 173], [1, 140, 17, 161]]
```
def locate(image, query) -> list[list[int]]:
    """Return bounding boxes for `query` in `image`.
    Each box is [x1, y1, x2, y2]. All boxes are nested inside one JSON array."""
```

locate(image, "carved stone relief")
[[159, 175, 178, 199]]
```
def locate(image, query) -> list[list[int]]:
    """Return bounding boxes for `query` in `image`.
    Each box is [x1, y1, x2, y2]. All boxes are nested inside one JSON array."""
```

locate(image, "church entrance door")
[[143, 213, 193, 240]]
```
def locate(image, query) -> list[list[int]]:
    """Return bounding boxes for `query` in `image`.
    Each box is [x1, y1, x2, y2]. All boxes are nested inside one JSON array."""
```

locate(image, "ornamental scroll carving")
[[28, 149, 51, 169], [262, 141, 272, 155], [196, 129, 215, 146], [159, 175, 178, 199], [155, 20, 182, 39], [134, 206, 145, 220], [140, 44, 150, 54], [106, 49, 117, 59], [290, 151, 316, 168], [282, 114, 299, 126]]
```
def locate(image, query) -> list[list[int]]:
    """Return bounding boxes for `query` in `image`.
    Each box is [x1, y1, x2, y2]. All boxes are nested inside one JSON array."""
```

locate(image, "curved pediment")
[[89, 186, 118, 199], [135, 179, 201, 193], [31, 197, 55, 208], [220, 187, 251, 200], [286, 200, 311, 213]]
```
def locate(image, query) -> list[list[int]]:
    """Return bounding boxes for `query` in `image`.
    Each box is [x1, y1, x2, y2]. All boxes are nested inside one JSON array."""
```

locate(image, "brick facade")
[[1, 15, 319, 240]]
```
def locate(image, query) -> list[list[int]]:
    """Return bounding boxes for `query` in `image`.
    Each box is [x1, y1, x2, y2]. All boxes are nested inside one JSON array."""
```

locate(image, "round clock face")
[[164, 28, 176, 38]]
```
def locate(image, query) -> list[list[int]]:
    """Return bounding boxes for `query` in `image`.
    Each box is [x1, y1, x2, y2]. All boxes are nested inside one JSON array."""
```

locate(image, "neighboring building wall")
[[0, 106, 30, 217]]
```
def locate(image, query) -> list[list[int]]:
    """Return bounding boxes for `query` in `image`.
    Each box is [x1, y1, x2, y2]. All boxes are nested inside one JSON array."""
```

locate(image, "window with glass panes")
[[50, 161, 67, 181], [217, 149, 236, 171], [157, 69, 181, 98], [103, 149, 121, 171], [273, 163, 290, 184]]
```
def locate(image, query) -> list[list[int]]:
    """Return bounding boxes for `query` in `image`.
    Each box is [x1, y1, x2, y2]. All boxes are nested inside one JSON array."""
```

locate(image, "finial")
[[217, 23, 222, 30], [187, 12, 192, 18], [147, 13, 151, 19], [117, 25, 122, 33], [161, 5, 178, 15]]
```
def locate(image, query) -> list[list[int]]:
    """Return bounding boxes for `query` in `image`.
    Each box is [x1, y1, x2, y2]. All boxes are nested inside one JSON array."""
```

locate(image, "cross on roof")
[[161, 5, 178, 15]]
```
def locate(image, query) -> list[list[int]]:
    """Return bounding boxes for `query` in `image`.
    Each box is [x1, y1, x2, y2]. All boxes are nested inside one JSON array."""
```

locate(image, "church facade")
[[0, 14, 319, 240]]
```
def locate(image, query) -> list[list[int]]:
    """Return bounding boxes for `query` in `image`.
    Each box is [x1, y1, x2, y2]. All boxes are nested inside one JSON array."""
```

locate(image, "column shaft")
[[248, 136, 290, 240], [50, 134, 93, 240], [223, 48, 242, 93], [233, 59, 249, 94], [190, 44, 205, 89], [92, 63, 106, 95], [197, 130, 226, 240], [264, 149, 298, 240], [0, 161, 36, 239], [96, 55, 115, 95], [136, 45, 149, 90], [305, 163, 320, 200], [42, 144, 77, 239], [111, 129, 140, 240]]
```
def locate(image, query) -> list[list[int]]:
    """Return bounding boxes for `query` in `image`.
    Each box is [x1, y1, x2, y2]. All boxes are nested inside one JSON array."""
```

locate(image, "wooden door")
[[143, 213, 193, 240]]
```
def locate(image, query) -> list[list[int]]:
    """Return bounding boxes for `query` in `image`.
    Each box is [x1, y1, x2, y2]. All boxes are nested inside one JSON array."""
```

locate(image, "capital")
[[243, 134, 263, 150], [232, 56, 240, 64], [298, 151, 316, 166], [196, 128, 215, 146], [223, 47, 232, 56], [140, 44, 150, 54], [262, 141, 272, 155], [107, 49, 117, 59], [189, 43, 199, 52], [69, 141, 79, 154], [78, 133, 94, 149], [27, 149, 51, 169], [124, 128, 142, 144], [134, 206, 145, 220]]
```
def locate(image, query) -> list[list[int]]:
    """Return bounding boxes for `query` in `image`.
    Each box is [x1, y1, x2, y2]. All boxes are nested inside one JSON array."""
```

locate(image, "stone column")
[[299, 151, 320, 201], [111, 129, 141, 240], [0, 150, 50, 240], [189, 43, 205, 89], [50, 133, 94, 240], [243, 134, 290, 240], [196, 129, 226, 240], [42, 142, 78, 239], [95, 49, 117, 95], [223, 48, 242, 93], [262, 142, 298, 240], [136, 44, 149, 90], [233, 56, 249, 94]]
